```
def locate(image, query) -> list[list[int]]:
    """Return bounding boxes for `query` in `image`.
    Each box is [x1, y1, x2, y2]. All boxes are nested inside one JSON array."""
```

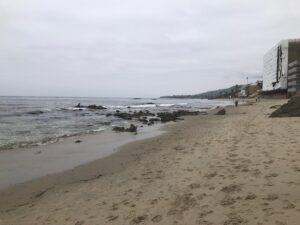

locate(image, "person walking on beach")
[[235, 100, 238, 107]]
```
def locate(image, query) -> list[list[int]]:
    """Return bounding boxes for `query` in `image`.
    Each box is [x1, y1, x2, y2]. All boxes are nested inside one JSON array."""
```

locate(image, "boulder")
[[157, 110, 199, 123], [270, 96, 300, 117], [114, 112, 132, 120], [126, 124, 137, 133], [27, 110, 44, 115], [112, 124, 137, 133], [216, 108, 226, 115], [112, 126, 126, 132], [87, 105, 107, 110]]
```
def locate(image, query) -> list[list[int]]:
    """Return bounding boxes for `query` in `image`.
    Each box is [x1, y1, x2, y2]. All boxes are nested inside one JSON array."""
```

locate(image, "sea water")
[[0, 96, 233, 150]]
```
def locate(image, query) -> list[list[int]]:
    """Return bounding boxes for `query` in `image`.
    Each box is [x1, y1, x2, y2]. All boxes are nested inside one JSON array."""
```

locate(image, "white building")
[[262, 39, 300, 91]]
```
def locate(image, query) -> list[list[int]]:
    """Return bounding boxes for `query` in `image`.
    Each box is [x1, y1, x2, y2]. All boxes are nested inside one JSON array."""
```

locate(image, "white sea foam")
[[130, 104, 157, 108], [92, 127, 107, 132], [159, 104, 174, 107], [105, 105, 128, 109]]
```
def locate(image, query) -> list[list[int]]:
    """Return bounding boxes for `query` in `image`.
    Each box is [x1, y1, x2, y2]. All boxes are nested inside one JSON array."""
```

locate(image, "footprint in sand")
[[221, 184, 242, 193], [131, 215, 148, 224], [107, 215, 118, 221], [189, 183, 201, 189], [198, 210, 213, 219], [75, 221, 85, 225], [220, 195, 236, 206], [204, 172, 218, 179], [151, 215, 163, 223], [245, 193, 257, 200], [223, 213, 247, 225], [275, 221, 287, 225], [282, 200, 295, 209], [263, 194, 278, 201]]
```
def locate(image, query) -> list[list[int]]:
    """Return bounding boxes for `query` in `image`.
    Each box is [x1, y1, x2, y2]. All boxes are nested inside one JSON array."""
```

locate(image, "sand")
[[1, 99, 300, 225]]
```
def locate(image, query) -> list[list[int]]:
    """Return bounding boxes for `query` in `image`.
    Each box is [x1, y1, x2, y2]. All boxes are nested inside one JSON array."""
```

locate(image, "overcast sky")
[[1, 0, 300, 97]]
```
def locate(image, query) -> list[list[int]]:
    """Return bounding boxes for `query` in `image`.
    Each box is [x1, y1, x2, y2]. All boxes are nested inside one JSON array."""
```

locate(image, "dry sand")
[[1, 99, 300, 225]]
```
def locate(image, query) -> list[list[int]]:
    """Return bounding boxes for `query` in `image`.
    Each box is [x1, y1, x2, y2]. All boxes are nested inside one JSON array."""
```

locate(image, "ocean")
[[0, 96, 233, 150]]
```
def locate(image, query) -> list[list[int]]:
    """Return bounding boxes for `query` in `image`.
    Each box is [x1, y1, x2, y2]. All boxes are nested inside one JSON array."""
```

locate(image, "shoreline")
[[0, 117, 178, 212], [2, 99, 300, 225], [0, 123, 166, 190]]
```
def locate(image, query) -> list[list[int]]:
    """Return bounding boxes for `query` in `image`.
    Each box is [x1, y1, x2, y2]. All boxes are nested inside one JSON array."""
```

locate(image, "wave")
[[0, 126, 108, 151]]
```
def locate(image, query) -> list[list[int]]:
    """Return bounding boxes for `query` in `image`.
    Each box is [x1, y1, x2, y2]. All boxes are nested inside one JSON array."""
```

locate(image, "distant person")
[[235, 100, 238, 107]]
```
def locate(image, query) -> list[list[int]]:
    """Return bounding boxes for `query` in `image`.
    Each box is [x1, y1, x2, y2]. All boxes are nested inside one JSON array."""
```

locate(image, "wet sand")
[[1, 99, 300, 225], [0, 124, 164, 189]]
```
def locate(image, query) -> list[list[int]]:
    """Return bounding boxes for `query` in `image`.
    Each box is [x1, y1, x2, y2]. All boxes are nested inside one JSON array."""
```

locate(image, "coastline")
[[0, 123, 165, 190], [2, 99, 300, 225]]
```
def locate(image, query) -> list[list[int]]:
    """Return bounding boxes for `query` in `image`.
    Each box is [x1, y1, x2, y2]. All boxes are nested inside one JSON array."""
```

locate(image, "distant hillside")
[[161, 85, 245, 99]]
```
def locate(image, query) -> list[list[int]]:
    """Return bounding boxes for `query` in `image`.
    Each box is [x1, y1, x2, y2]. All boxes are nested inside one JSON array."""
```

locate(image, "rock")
[[126, 124, 137, 133], [75, 140, 82, 143], [138, 117, 148, 124], [157, 110, 199, 123], [27, 110, 44, 115], [112, 126, 126, 132], [216, 108, 226, 115], [149, 118, 160, 123], [112, 124, 137, 133], [114, 112, 132, 120], [270, 96, 300, 117], [87, 105, 106, 110], [74, 104, 106, 110]]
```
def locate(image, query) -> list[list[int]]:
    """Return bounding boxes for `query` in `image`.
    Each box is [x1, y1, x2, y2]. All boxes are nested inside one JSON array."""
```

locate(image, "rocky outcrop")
[[112, 124, 137, 133], [157, 110, 200, 123], [87, 105, 107, 110], [27, 110, 44, 115], [74, 103, 107, 110], [215, 108, 226, 115], [270, 96, 300, 117], [112, 110, 155, 121]]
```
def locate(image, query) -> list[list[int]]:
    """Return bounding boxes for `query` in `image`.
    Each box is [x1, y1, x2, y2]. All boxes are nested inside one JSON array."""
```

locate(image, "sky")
[[1, 0, 300, 98]]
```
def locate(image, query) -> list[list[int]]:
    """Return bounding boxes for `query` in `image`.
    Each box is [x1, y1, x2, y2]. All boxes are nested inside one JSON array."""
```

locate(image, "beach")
[[1, 99, 300, 225]]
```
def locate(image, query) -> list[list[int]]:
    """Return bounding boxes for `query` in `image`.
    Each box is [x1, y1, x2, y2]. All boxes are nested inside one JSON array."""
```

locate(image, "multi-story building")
[[288, 60, 300, 95], [262, 39, 300, 93]]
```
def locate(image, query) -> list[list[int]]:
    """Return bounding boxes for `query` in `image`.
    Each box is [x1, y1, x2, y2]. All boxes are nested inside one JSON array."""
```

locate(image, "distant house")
[[262, 38, 300, 94]]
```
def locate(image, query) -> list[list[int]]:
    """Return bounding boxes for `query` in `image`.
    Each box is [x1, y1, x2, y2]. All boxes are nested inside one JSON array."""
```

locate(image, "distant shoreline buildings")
[[262, 38, 300, 96]]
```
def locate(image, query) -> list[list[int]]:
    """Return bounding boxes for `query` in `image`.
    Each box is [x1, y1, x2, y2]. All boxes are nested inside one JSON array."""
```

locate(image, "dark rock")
[[114, 112, 132, 120], [113, 124, 137, 133], [215, 108, 226, 115], [139, 118, 148, 124], [113, 110, 155, 121], [74, 104, 106, 110], [27, 110, 44, 115], [126, 124, 137, 133], [133, 110, 155, 117], [87, 105, 107, 110], [112, 126, 125, 132], [157, 110, 199, 123], [270, 96, 300, 117], [75, 140, 82, 143], [149, 118, 160, 123]]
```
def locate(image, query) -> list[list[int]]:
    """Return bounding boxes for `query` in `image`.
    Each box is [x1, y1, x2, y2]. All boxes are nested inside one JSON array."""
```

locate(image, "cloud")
[[0, 0, 300, 97]]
